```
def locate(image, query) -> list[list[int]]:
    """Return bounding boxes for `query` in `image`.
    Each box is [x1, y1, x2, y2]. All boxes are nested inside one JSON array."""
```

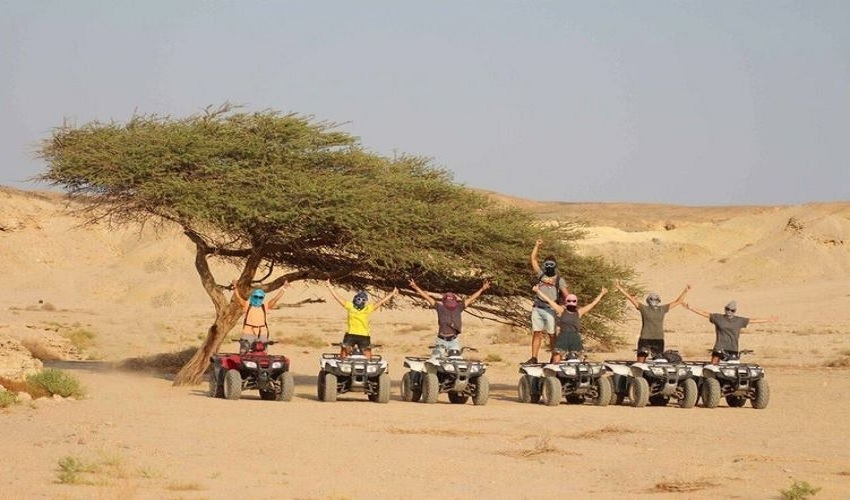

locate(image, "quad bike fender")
[[701, 364, 721, 378], [520, 365, 544, 378], [404, 358, 426, 372], [604, 362, 632, 377], [219, 355, 243, 371]]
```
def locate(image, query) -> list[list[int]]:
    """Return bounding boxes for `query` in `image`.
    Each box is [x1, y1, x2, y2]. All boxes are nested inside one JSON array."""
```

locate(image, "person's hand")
[[600, 286, 608, 295], [685, 284, 692, 291], [532, 285, 540, 293], [682, 302, 689, 309], [613, 279, 621, 288], [481, 280, 491, 291], [325, 279, 332, 288], [392, 287, 399, 295], [408, 279, 416, 288], [535, 239, 543, 247]]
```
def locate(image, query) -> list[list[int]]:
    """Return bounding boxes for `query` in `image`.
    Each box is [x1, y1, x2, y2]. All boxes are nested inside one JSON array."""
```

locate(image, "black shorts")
[[637, 338, 664, 357], [712, 349, 738, 361], [342, 333, 371, 350]]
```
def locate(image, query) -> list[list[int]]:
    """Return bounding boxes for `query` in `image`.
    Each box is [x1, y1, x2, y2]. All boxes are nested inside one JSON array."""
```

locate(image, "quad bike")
[[208, 338, 294, 401], [317, 343, 390, 403], [517, 351, 612, 407], [400, 346, 489, 405], [604, 349, 697, 408], [687, 350, 769, 409]]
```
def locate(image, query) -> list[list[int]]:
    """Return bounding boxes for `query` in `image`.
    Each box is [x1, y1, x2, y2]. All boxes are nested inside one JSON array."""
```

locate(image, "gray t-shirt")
[[637, 303, 670, 340], [709, 313, 750, 351], [532, 274, 568, 309]]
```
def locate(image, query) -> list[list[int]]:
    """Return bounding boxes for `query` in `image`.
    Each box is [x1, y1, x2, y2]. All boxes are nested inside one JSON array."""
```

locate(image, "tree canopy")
[[37, 104, 635, 384]]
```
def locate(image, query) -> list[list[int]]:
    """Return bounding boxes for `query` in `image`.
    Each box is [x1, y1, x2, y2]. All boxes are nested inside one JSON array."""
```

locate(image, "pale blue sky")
[[2, 1, 848, 205]]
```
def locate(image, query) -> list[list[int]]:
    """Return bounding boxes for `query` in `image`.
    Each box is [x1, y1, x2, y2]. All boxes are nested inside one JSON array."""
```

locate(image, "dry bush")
[[0, 376, 51, 399], [117, 348, 196, 374], [489, 325, 527, 345], [652, 479, 718, 493], [498, 435, 575, 459], [21, 338, 61, 361]]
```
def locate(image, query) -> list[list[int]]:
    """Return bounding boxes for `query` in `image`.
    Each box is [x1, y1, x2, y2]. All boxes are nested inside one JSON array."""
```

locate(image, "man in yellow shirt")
[[326, 280, 398, 359]]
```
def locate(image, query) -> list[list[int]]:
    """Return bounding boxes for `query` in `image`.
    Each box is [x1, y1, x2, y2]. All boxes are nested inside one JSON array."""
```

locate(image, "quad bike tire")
[[472, 375, 490, 406], [276, 371, 294, 402], [517, 375, 540, 404], [320, 371, 338, 403], [374, 372, 391, 404], [594, 377, 612, 407], [701, 377, 721, 408], [223, 369, 242, 400], [316, 370, 326, 401], [678, 378, 698, 408], [542, 376, 561, 407], [400, 371, 422, 402], [448, 392, 469, 404], [208, 368, 224, 398], [629, 377, 650, 408], [422, 372, 439, 404], [752, 378, 770, 409]]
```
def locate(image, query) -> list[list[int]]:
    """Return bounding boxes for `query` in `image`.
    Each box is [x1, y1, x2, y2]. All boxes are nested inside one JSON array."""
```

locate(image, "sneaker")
[[524, 357, 538, 364]]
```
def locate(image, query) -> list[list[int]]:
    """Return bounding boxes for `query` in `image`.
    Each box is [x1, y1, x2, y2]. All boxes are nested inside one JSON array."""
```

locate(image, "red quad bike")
[[208, 339, 294, 401]]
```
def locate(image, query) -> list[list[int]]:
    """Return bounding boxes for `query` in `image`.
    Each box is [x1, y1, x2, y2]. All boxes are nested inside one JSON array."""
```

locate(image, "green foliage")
[[38, 103, 635, 345], [0, 388, 17, 408], [56, 455, 99, 484], [780, 480, 821, 500], [26, 369, 86, 399]]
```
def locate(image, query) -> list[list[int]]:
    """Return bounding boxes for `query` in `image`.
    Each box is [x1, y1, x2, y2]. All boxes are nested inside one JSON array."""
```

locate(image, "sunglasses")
[[725, 308, 736, 313], [251, 295, 264, 299], [566, 299, 578, 304]]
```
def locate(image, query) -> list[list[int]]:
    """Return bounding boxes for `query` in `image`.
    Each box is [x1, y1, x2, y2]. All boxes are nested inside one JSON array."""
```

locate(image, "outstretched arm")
[[613, 280, 640, 310], [325, 280, 346, 308], [533, 285, 564, 315], [667, 284, 691, 309], [530, 239, 543, 274], [464, 280, 491, 307], [748, 315, 778, 325], [578, 287, 608, 317], [267, 281, 289, 309], [373, 288, 399, 311], [682, 302, 711, 319], [408, 279, 436, 307]]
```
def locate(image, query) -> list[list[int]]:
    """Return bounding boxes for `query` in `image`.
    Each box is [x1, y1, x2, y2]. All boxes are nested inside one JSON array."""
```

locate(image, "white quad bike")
[[517, 352, 612, 407], [317, 343, 390, 403], [686, 349, 769, 409], [604, 349, 698, 408], [400, 346, 489, 405]]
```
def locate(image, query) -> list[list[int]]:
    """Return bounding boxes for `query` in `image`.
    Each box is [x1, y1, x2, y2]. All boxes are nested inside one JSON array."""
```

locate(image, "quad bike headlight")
[[677, 368, 688, 377], [651, 367, 666, 376], [470, 365, 480, 373], [243, 361, 258, 369], [366, 365, 378, 374], [271, 361, 282, 369], [340, 364, 352, 374], [721, 368, 737, 377], [562, 366, 576, 376], [444, 364, 455, 372]]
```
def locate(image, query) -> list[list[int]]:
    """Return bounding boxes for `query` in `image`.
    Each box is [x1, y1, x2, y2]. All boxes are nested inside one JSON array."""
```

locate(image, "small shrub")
[[0, 388, 17, 408], [65, 328, 96, 351], [484, 353, 503, 363], [56, 455, 99, 484], [0, 376, 50, 399], [780, 480, 821, 500], [27, 369, 85, 398]]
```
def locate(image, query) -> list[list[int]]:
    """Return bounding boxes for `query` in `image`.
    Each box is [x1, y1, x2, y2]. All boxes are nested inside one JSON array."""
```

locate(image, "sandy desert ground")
[[1, 186, 849, 499]]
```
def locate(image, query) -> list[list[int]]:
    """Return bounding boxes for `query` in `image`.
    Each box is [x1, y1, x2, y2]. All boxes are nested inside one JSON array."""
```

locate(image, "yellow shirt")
[[344, 302, 375, 336]]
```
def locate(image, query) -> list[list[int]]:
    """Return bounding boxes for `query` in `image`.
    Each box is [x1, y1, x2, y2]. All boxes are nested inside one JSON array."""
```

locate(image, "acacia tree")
[[37, 104, 634, 385]]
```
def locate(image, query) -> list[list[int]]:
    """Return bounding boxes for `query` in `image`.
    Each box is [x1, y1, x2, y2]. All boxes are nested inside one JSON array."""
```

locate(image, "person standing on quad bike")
[[326, 280, 398, 359], [527, 239, 570, 364], [231, 280, 288, 353], [614, 280, 690, 362], [532, 285, 608, 362], [683, 300, 777, 364], [408, 278, 491, 357]]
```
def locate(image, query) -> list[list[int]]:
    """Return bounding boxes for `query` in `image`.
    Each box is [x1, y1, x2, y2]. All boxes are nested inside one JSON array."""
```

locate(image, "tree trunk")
[[172, 301, 243, 385]]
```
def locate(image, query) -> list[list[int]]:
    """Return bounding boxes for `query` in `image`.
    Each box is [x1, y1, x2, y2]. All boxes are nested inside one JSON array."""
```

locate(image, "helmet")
[[646, 292, 661, 307], [542, 259, 557, 277], [442, 293, 459, 310], [353, 290, 368, 310], [249, 289, 265, 307]]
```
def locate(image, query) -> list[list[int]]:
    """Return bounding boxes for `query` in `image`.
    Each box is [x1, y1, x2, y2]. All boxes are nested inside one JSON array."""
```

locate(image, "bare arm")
[[266, 281, 289, 309], [373, 288, 399, 311], [408, 279, 436, 307], [613, 280, 640, 310], [325, 280, 346, 308], [464, 280, 490, 307], [533, 285, 564, 315], [530, 239, 543, 275], [578, 287, 608, 317], [747, 315, 778, 325], [667, 284, 691, 309], [682, 302, 711, 319]]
